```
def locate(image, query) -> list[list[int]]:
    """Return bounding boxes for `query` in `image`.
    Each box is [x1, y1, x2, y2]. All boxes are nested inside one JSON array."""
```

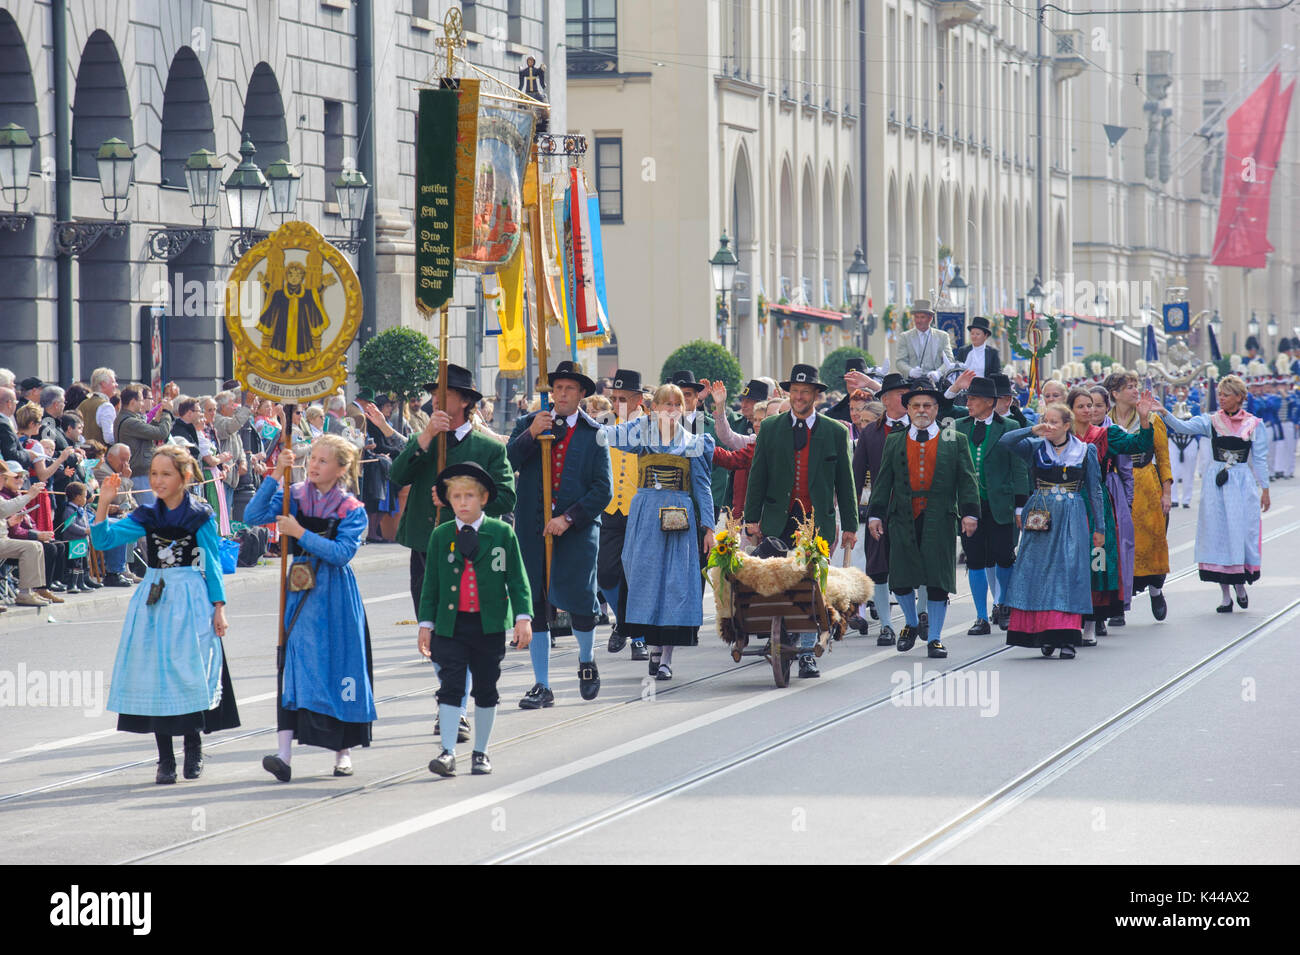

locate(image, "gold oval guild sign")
[[224, 221, 362, 402]]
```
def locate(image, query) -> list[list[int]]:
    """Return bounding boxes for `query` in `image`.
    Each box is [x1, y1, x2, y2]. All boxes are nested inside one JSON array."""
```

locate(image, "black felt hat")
[[739, 379, 770, 401], [609, 368, 642, 392], [423, 363, 484, 405], [901, 384, 944, 405], [779, 363, 828, 392], [876, 372, 910, 396], [990, 373, 1014, 398], [965, 376, 998, 400], [669, 369, 705, 393], [844, 357, 868, 374], [549, 360, 596, 396], [968, 315, 992, 334], [435, 460, 497, 507], [19, 376, 44, 393]]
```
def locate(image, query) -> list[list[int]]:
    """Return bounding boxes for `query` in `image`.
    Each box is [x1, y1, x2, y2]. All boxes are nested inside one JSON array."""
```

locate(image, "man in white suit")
[[893, 300, 955, 381]]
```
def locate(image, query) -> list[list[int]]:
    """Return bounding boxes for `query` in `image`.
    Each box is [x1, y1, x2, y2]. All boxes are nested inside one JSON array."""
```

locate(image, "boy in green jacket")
[[418, 462, 532, 777]]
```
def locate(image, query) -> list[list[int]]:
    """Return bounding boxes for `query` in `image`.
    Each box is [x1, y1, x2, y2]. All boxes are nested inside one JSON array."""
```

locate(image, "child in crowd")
[[55, 481, 95, 592]]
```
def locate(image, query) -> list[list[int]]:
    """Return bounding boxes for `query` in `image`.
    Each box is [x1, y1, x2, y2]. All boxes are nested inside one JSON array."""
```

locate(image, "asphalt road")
[[3, 477, 1298, 865]]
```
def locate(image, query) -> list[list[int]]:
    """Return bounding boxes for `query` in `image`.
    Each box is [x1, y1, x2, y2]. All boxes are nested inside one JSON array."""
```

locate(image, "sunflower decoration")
[[791, 512, 830, 593], [703, 509, 745, 586]]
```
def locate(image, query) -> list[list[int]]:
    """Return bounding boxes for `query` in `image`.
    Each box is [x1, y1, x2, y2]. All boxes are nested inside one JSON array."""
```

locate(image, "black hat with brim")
[[423, 362, 484, 405], [609, 368, 643, 392], [436, 460, 498, 507], [844, 357, 868, 374], [902, 385, 944, 406], [549, 360, 596, 396], [739, 379, 770, 401], [965, 376, 998, 400], [779, 363, 828, 392], [968, 315, 992, 334], [669, 370, 705, 393], [876, 372, 910, 396], [19, 377, 44, 392], [990, 373, 1014, 398]]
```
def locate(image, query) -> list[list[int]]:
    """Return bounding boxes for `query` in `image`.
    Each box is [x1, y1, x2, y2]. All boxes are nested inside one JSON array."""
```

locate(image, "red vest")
[[788, 433, 813, 517], [906, 435, 935, 519], [550, 419, 576, 495], [457, 560, 481, 613]]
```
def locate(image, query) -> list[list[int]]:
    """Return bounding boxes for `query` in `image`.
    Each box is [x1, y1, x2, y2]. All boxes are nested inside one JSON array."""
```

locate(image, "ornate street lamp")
[[1267, 313, 1278, 338], [55, 137, 134, 256], [148, 147, 224, 260], [225, 137, 269, 260], [1026, 275, 1045, 315], [265, 157, 302, 225], [0, 123, 34, 231], [846, 245, 870, 338], [1247, 311, 1260, 337], [709, 231, 738, 351], [946, 264, 967, 312], [330, 167, 371, 253]]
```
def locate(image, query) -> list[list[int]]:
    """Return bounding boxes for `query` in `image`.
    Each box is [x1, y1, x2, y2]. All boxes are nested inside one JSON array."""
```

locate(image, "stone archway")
[[0, 9, 41, 372], [161, 47, 215, 187], [242, 63, 289, 165], [72, 30, 133, 178]]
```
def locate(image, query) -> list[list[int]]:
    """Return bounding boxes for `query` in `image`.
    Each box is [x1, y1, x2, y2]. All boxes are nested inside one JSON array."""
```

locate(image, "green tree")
[[819, 346, 877, 389], [355, 326, 440, 404], [1082, 351, 1115, 371], [660, 340, 742, 401]]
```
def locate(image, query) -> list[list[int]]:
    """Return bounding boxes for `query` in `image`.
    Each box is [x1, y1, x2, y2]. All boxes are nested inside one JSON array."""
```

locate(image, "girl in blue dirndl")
[[90, 444, 239, 785], [600, 383, 715, 680], [244, 434, 377, 781]]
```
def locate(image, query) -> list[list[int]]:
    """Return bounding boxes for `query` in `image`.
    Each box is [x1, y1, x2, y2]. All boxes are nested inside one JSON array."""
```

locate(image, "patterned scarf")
[[1211, 407, 1258, 440], [292, 480, 346, 519]]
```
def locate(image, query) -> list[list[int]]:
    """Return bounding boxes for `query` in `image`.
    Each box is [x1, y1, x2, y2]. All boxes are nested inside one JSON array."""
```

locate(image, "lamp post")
[[1026, 275, 1045, 316], [147, 147, 224, 260], [845, 245, 870, 346], [709, 230, 738, 355], [0, 122, 34, 232], [55, 137, 135, 256], [225, 137, 269, 261], [265, 157, 302, 226], [330, 167, 371, 254]]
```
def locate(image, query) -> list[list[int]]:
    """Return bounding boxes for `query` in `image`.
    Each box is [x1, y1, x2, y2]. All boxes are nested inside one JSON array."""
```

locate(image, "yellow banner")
[[496, 246, 526, 376]]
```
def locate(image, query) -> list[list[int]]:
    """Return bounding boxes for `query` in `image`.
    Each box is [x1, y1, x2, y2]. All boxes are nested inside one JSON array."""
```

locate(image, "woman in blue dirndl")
[[1154, 374, 1271, 612], [90, 444, 239, 785], [244, 434, 377, 781], [600, 383, 715, 680]]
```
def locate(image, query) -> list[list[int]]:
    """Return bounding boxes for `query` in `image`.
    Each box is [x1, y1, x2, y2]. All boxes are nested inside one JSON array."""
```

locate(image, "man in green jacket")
[[867, 384, 980, 659], [390, 364, 516, 617], [744, 363, 858, 677], [951, 377, 1030, 634]]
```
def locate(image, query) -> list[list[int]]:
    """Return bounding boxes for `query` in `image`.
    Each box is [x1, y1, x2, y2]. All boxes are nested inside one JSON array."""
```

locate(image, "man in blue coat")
[[508, 361, 613, 708]]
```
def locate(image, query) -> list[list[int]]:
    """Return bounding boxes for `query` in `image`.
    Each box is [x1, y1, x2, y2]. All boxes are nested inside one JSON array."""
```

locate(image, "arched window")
[[71, 30, 132, 178]]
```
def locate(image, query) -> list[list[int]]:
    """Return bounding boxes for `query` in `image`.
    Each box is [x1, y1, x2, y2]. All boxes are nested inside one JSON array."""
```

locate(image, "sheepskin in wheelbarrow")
[[710, 555, 871, 642]]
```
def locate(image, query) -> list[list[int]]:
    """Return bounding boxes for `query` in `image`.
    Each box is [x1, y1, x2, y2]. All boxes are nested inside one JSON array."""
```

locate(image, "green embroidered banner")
[[415, 88, 460, 311]]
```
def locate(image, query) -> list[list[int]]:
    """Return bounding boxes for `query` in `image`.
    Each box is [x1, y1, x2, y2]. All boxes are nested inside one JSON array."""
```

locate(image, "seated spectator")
[[1, 462, 63, 603]]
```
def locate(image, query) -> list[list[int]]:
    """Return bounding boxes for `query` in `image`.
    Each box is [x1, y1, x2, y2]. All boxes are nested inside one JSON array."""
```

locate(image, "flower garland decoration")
[[881, 304, 897, 331], [703, 511, 746, 614], [791, 512, 830, 593], [757, 293, 769, 333]]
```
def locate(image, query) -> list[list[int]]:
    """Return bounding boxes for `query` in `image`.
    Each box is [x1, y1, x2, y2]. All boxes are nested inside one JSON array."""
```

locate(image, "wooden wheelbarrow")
[[717, 572, 832, 688]]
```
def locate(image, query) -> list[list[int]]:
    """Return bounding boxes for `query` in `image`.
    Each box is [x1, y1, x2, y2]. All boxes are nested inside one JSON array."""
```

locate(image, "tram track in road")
[[884, 595, 1300, 865]]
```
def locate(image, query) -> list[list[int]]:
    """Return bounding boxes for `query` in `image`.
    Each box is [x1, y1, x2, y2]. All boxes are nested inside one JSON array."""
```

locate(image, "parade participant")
[[90, 445, 238, 784], [951, 377, 1030, 635], [1265, 379, 1288, 480], [601, 384, 715, 680], [600, 368, 648, 659], [1283, 380, 1300, 478], [745, 364, 858, 676], [894, 300, 955, 380], [1106, 371, 1173, 620], [1039, 379, 1068, 406], [508, 360, 612, 708], [419, 462, 533, 777], [671, 370, 730, 518], [997, 404, 1105, 659], [1153, 375, 1270, 612], [247, 437, 376, 782], [1089, 385, 1136, 628], [1068, 387, 1156, 642], [953, 316, 1003, 379], [735, 378, 771, 435], [1166, 385, 1201, 508], [867, 383, 979, 658], [826, 357, 870, 425], [708, 379, 759, 519], [851, 373, 911, 643], [991, 374, 1031, 428]]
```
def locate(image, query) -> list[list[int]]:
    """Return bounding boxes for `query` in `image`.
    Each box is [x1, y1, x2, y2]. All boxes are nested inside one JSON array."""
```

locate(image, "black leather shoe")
[[1095, 618, 1108, 636], [798, 656, 820, 678], [630, 639, 648, 661], [967, 618, 991, 636], [182, 748, 203, 780], [1216, 602, 1233, 613], [927, 641, 948, 659], [1108, 614, 1126, 628], [1150, 591, 1167, 621], [262, 754, 291, 782], [1059, 645, 1077, 659], [896, 625, 919, 653], [1236, 590, 1249, 609], [918, 611, 929, 641], [471, 751, 492, 775], [458, 716, 471, 742], [1041, 645, 1056, 657], [578, 660, 601, 700], [607, 625, 627, 653], [518, 683, 554, 709], [876, 625, 896, 647], [428, 749, 456, 777], [847, 613, 870, 635], [82, 577, 103, 589], [156, 759, 177, 785], [102, 572, 132, 588], [648, 652, 661, 677], [867, 600, 879, 621]]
